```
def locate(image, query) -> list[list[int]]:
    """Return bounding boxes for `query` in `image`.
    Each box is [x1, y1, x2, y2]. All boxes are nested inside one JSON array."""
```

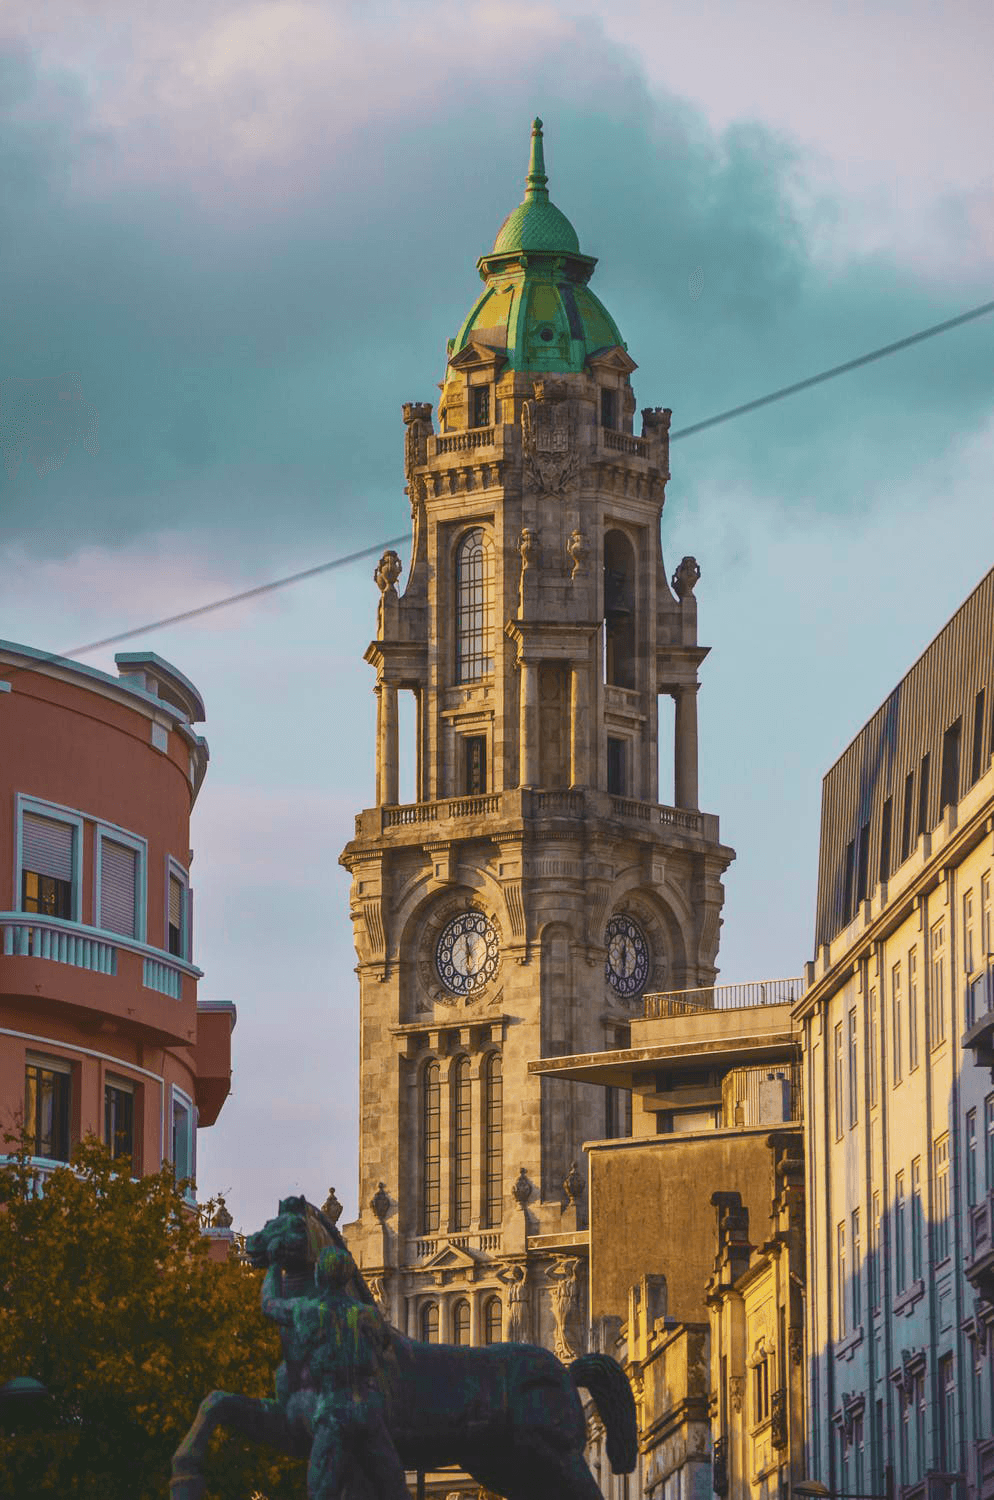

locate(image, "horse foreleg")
[[170, 1391, 308, 1499]]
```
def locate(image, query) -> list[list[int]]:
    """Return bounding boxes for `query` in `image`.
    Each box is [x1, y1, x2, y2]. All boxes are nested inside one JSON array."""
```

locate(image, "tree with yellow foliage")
[[0, 1134, 305, 1499]]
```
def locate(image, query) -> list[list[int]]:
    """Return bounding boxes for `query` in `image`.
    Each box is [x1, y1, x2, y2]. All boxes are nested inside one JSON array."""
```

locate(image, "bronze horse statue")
[[171, 1195, 636, 1499]]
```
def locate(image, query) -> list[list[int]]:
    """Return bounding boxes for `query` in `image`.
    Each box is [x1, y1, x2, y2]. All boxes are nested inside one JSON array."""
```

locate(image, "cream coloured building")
[[797, 566, 994, 1500], [337, 119, 734, 1478]]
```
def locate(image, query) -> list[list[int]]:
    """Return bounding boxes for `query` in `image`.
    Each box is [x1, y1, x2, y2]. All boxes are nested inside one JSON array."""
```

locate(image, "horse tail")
[[569, 1354, 638, 1474]]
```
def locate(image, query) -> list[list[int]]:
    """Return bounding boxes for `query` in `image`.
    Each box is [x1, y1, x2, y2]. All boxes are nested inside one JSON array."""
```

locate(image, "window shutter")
[[22, 814, 73, 881], [100, 841, 137, 937], [169, 876, 183, 930]]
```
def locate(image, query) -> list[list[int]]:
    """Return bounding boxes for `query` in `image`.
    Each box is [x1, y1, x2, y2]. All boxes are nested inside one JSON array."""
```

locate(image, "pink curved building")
[[0, 641, 233, 1207]]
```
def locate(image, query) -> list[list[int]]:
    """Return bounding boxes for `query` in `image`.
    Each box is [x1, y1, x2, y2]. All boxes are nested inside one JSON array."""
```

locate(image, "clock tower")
[[339, 121, 734, 1373]]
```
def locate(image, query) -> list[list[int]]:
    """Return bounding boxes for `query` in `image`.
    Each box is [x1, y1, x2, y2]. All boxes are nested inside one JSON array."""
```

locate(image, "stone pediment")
[[447, 340, 508, 374], [420, 1241, 482, 1285], [586, 344, 638, 374]]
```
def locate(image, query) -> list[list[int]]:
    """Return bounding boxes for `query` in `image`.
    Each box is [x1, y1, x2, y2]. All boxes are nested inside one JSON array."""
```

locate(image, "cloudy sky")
[[2, 0, 992, 1233]]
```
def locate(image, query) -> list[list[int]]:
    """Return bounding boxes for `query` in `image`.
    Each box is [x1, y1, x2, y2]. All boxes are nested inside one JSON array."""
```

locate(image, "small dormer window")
[[472, 386, 491, 428], [601, 389, 617, 430]]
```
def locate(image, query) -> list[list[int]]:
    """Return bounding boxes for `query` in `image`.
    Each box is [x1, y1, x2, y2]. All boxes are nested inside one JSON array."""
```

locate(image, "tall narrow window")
[[837, 1221, 847, 1337], [848, 1010, 859, 1128], [934, 1134, 950, 1261], [422, 1062, 441, 1233], [453, 1298, 471, 1345], [894, 1172, 906, 1293], [851, 1208, 862, 1327], [911, 1158, 923, 1281], [892, 962, 903, 1085], [900, 771, 915, 862], [856, 820, 871, 904], [603, 530, 636, 689], [420, 1302, 439, 1343], [938, 1354, 955, 1471], [104, 1079, 135, 1163], [607, 737, 626, 796], [483, 1294, 502, 1344], [471, 385, 490, 428], [914, 1372, 926, 1479], [930, 920, 946, 1045], [879, 797, 893, 882], [983, 872, 992, 960], [171, 1089, 194, 1189], [869, 988, 879, 1107], [940, 717, 962, 813], [967, 1109, 978, 1207], [455, 528, 491, 683], [834, 1023, 845, 1139], [964, 889, 976, 976], [463, 736, 487, 795], [986, 1095, 994, 1191], [25, 1057, 71, 1161], [99, 839, 138, 939], [483, 1052, 503, 1228], [452, 1057, 471, 1231], [908, 948, 920, 1069], [971, 688, 987, 786], [21, 812, 75, 920], [870, 1192, 882, 1309], [169, 872, 186, 958], [843, 839, 856, 923], [601, 388, 617, 429], [917, 751, 931, 837]]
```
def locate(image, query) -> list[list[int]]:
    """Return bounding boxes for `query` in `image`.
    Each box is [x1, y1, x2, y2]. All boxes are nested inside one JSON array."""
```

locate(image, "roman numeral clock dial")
[[605, 915, 650, 998]]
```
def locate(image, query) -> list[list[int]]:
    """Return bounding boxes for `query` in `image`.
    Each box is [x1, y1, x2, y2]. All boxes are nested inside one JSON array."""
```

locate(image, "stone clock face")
[[605, 914, 650, 998], [435, 911, 500, 997]]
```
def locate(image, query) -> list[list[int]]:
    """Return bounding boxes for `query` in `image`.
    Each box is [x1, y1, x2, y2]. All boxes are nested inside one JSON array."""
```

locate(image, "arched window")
[[452, 1056, 472, 1231], [483, 1051, 503, 1228], [455, 528, 491, 683], [484, 1294, 503, 1345], [422, 1062, 440, 1234], [420, 1302, 439, 1344], [453, 1298, 471, 1346]]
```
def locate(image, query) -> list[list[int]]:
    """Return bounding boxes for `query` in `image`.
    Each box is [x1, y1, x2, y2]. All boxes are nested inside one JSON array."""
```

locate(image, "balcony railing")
[[0, 1155, 67, 1198], [643, 976, 805, 1019], [371, 789, 712, 838], [410, 1230, 502, 1260], [722, 1065, 802, 1127], [0, 912, 198, 999], [433, 428, 495, 455], [601, 430, 649, 458]]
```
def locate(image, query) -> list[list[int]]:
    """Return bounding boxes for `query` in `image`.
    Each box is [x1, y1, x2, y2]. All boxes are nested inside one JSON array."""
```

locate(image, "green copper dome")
[[491, 118, 581, 255], [446, 119, 628, 377]]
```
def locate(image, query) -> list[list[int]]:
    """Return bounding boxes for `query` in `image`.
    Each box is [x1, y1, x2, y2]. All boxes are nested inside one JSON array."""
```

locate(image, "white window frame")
[[14, 793, 85, 923], [166, 857, 191, 961], [170, 1084, 196, 1195], [94, 821, 147, 943]]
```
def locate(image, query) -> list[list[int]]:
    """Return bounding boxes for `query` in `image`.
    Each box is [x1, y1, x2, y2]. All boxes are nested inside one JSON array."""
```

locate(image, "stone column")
[[382, 682, 399, 805], [674, 684, 699, 810], [520, 660, 540, 786], [469, 1290, 480, 1346], [570, 662, 588, 787]]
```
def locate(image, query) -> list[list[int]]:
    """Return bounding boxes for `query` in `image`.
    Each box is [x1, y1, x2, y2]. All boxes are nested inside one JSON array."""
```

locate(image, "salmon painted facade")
[[0, 641, 234, 1241]]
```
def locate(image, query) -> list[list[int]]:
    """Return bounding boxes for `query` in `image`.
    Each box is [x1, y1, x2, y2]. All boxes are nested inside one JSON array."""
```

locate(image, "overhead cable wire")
[[4, 296, 991, 674], [668, 297, 994, 441]]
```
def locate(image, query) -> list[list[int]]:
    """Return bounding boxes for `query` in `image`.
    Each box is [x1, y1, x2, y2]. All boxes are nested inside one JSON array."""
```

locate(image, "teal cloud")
[[0, 37, 989, 565]]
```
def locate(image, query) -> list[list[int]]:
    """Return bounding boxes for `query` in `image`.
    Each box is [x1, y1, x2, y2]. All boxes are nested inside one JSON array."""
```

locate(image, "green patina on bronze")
[[448, 118, 627, 376], [172, 1195, 638, 1500]]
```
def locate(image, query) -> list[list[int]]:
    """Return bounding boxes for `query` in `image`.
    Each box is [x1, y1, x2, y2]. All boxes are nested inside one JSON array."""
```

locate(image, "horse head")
[[245, 1194, 332, 1272]]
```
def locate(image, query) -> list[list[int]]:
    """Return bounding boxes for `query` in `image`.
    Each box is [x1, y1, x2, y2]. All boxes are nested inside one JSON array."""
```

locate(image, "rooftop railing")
[[373, 788, 712, 838], [643, 977, 805, 1019]]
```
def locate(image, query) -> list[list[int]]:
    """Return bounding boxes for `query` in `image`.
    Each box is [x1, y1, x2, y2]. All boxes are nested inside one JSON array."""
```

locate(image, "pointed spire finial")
[[525, 117, 548, 200]]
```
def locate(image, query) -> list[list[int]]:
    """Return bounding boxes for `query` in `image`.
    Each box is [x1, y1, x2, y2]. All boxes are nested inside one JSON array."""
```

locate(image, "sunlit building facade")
[[797, 567, 994, 1500], [0, 642, 234, 1223]]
